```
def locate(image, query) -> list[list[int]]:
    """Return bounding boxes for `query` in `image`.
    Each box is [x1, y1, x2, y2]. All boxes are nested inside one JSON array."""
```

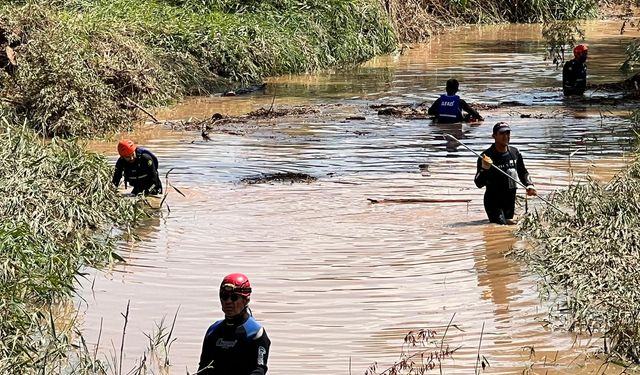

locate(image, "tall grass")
[[383, 0, 600, 42], [0, 119, 147, 374], [516, 151, 640, 362], [0, 0, 613, 135], [0, 0, 395, 137]]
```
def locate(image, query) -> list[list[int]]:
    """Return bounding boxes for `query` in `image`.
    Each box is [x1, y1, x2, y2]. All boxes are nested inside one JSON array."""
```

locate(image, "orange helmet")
[[573, 44, 588, 58], [117, 139, 136, 158]]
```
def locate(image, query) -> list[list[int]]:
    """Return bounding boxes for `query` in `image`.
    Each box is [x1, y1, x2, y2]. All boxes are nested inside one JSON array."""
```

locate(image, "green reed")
[[382, 0, 600, 42], [0, 120, 147, 374], [0, 0, 615, 136], [516, 150, 640, 363], [0, 0, 395, 137], [365, 328, 461, 375]]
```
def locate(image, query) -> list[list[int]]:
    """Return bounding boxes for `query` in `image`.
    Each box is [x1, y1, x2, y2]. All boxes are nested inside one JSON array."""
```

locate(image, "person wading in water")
[[474, 122, 536, 225], [112, 139, 162, 196], [428, 78, 483, 123], [198, 273, 271, 375], [563, 44, 588, 96]]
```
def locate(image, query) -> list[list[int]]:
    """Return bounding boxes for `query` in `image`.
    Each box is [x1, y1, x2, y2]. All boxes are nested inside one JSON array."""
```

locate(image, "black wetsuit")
[[428, 95, 482, 123], [474, 144, 532, 224], [198, 313, 271, 375], [562, 58, 587, 96], [112, 148, 162, 195]]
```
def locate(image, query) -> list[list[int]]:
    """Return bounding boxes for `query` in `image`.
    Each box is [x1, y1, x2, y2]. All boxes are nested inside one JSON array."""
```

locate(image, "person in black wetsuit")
[[112, 139, 162, 195], [563, 44, 588, 96], [474, 122, 536, 225], [428, 78, 483, 123], [198, 273, 271, 375]]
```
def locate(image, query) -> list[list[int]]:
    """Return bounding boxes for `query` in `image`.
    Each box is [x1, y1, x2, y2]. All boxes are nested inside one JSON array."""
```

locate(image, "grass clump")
[[0, 3, 197, 137], [383, 0, 600, 42], [0, 119, 147, 374], [0, 0, 396, 137], [515, 154, 640, 362]]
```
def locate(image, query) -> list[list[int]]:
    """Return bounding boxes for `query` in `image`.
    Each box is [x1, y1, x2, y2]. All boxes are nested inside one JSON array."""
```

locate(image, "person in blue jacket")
[[198, 273, 271, 375], [112, 139, 162, 196], [428, 79, 483, 123]]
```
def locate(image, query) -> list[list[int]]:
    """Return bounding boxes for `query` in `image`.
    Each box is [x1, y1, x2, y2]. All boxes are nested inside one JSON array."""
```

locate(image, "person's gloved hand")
[[148, 185, 160, 195], [481, 155, 493, 170], [526, 185, 537, 196]]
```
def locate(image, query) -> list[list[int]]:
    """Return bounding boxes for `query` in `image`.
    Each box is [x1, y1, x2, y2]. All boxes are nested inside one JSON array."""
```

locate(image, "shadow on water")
[[78, 20, 640, 374]]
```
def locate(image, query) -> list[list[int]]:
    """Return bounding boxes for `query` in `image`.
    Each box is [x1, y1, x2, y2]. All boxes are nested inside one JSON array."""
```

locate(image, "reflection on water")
[[78, 21, 639, 374]]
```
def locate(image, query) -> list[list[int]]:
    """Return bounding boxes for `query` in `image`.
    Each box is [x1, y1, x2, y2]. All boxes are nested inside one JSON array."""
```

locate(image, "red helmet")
[[220, 273, 252, 297], [573, 44, 588, 58], [117, 139, 136, 158]]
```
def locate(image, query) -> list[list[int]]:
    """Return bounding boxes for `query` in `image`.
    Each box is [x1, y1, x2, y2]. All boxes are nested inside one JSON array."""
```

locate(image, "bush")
[[0, 120, 147, 373]]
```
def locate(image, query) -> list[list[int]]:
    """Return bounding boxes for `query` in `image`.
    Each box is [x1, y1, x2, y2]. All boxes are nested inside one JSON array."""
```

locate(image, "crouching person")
[[112, 139, 162, 196]]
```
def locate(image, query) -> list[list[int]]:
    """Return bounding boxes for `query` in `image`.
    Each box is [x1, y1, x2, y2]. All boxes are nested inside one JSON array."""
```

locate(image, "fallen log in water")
[[367, 198, 471, 204]]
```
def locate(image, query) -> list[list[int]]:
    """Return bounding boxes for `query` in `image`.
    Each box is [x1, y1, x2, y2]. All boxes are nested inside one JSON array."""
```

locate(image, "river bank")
[[1, 0, 626, 138], [0, 124, 148, 374], [0, 0, 395, 137]]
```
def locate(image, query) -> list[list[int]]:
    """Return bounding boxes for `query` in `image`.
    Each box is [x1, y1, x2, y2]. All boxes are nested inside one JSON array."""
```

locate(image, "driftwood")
[[588, 73, 640, 96], [222, 83, 267, 96], [240, 172, 317, 185], [367, 198, 471, 204], [125, 97, 160, 124]]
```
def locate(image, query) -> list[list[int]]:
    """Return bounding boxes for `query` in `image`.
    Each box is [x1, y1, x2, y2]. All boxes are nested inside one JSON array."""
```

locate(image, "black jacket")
[[474, 144, 532, 196], [198, 313, 270, 375], [112, 148, 162, 195], [562, 58, 587, 96]]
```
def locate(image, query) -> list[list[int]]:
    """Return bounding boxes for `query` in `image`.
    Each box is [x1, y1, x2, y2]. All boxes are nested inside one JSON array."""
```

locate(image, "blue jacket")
[[436, 94, 463, 123]]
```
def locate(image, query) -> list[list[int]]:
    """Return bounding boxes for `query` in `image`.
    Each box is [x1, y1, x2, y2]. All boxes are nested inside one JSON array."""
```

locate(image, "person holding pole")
[[474, 122, 536, 225]]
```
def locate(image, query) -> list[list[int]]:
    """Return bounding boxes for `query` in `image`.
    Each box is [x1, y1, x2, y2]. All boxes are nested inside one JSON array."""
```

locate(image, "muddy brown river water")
[[79, 22, 640, 374]]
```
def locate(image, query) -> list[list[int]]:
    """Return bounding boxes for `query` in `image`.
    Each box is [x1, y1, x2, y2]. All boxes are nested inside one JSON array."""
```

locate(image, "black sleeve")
[[112, 158, 124, 187], [516, 150, 533, 186], [250, 329, 271, 375], [474, 153, 489, 188], [141, 154, 163, 193], [151, 161, 163, 193], [562, 61, 574, 89], [459, 99, 482, 119], [427, 97, 442, 116], [198, 332, 215, 375]]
